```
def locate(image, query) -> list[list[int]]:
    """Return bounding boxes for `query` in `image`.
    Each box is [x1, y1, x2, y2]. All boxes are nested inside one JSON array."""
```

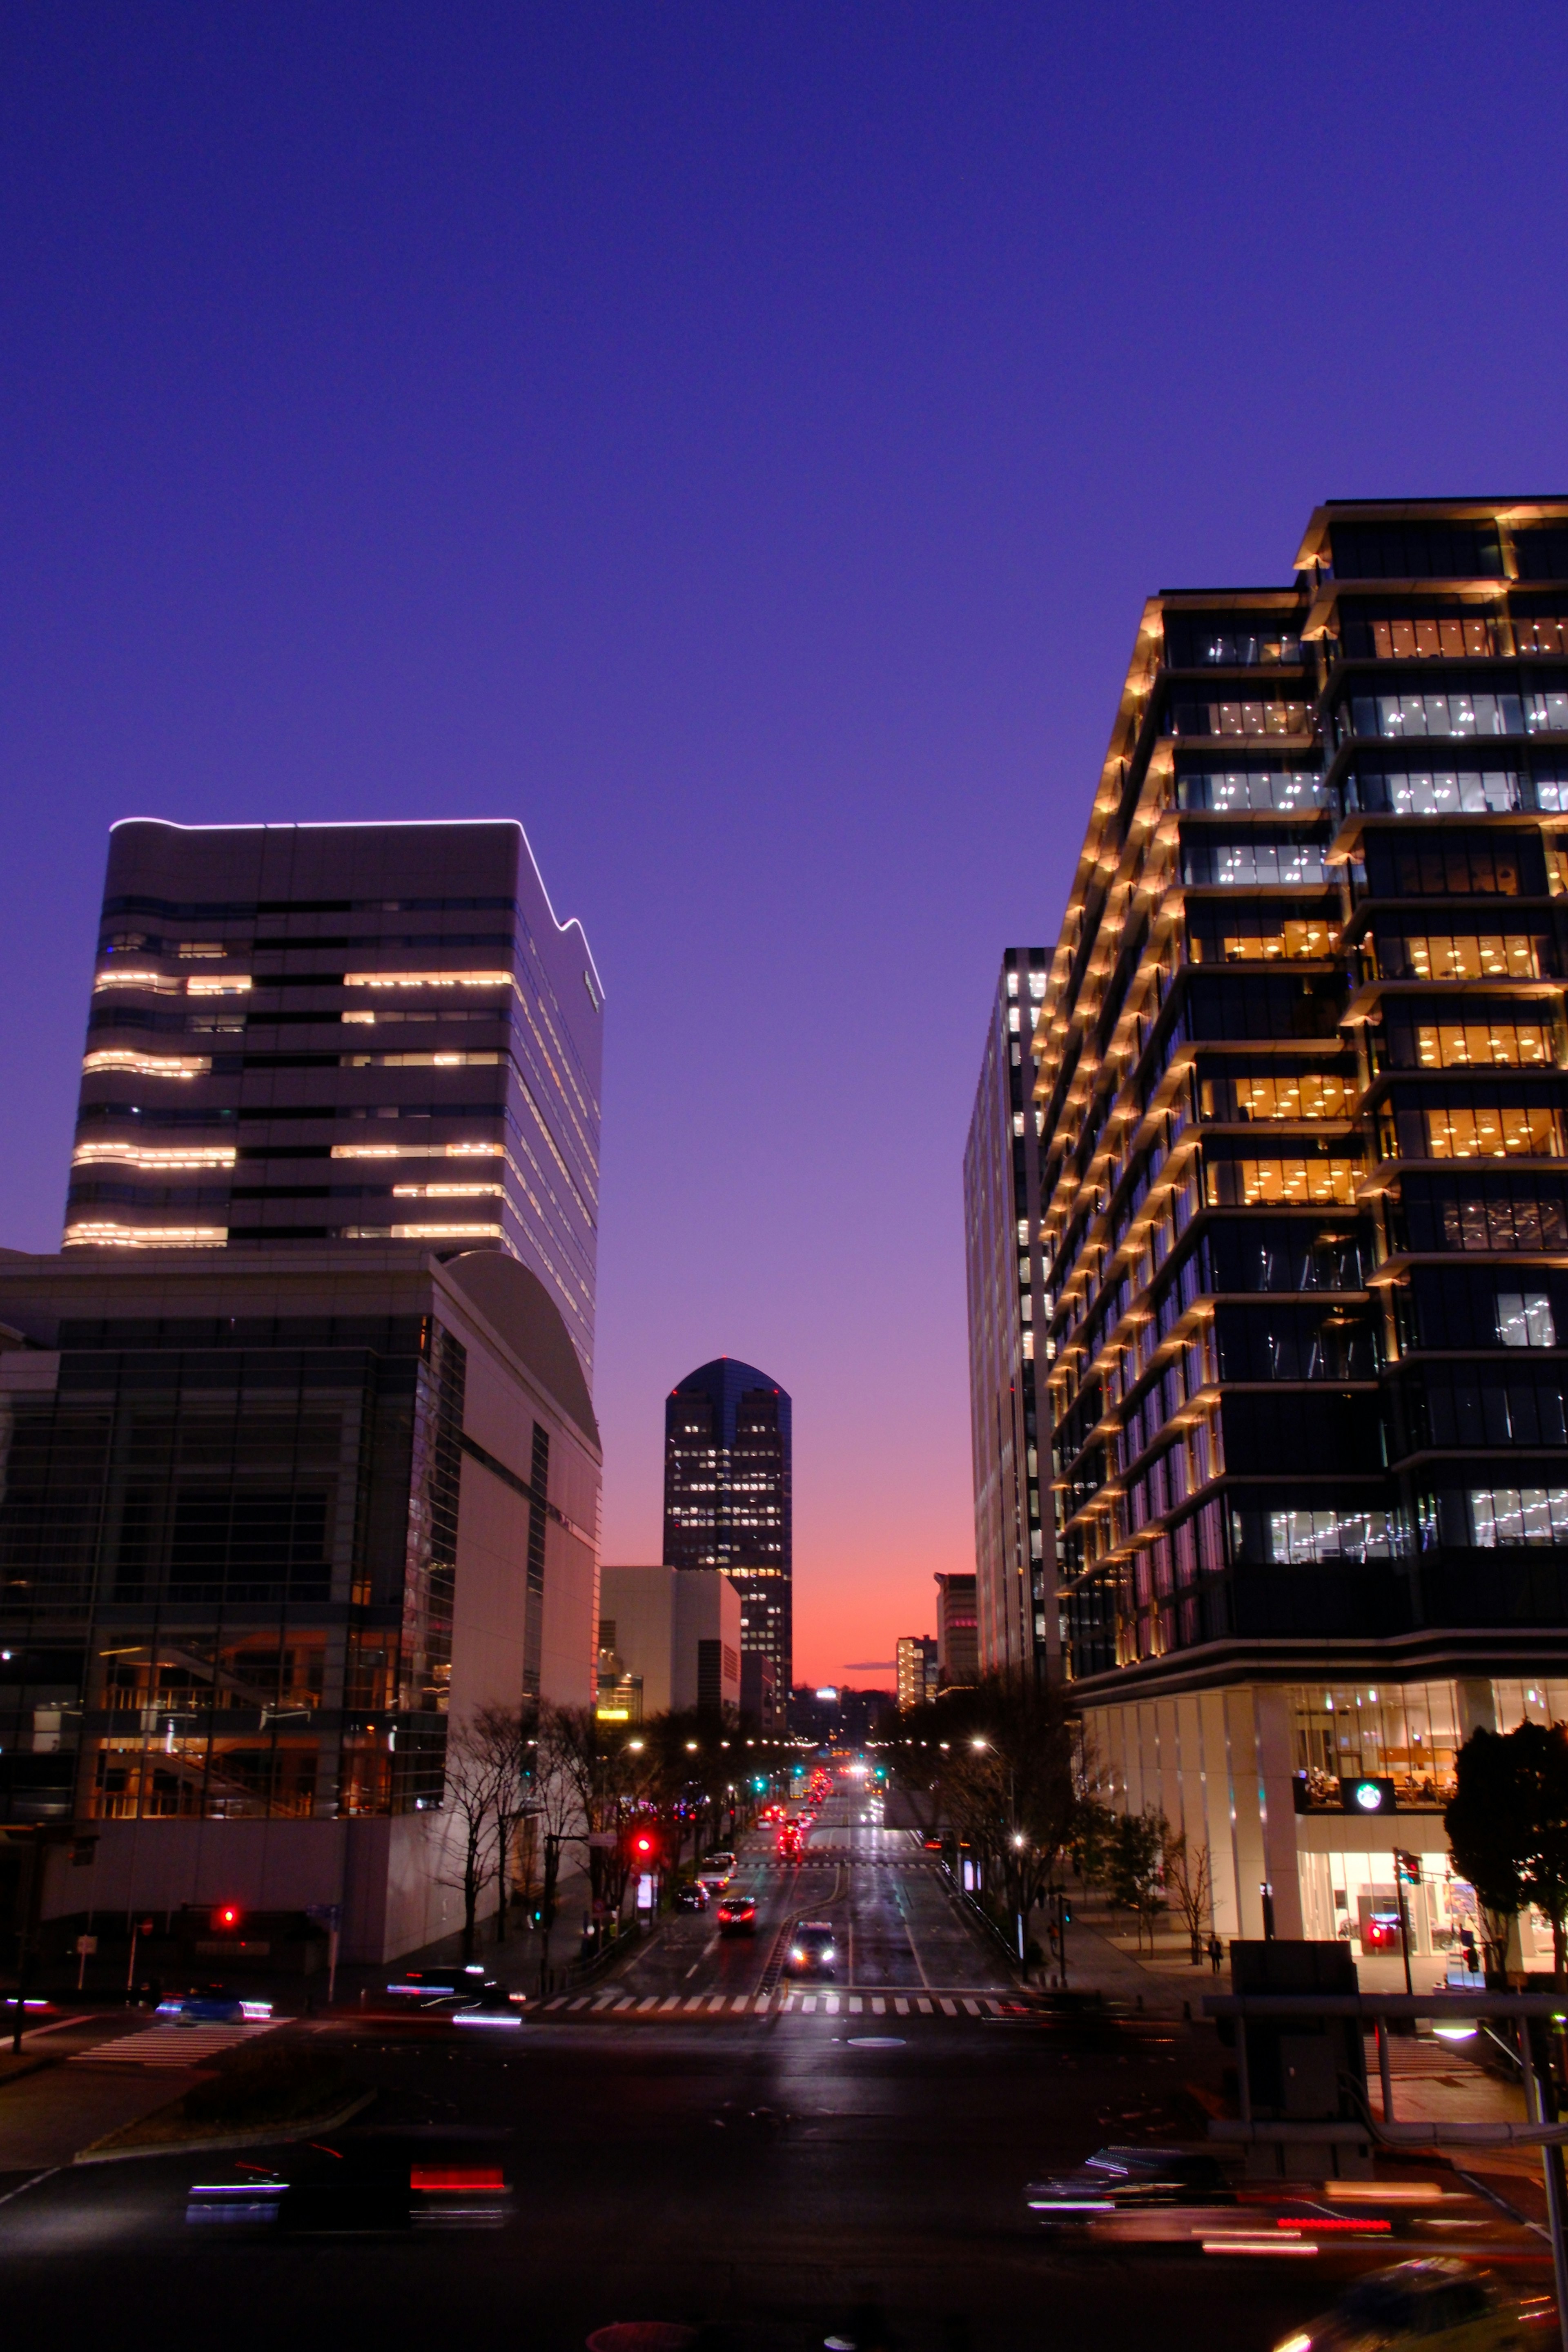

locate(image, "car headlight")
[[821, 1947, 835, 1960], [791, 1947, 805, 1962], [1274, 2336, 1313, 2352]]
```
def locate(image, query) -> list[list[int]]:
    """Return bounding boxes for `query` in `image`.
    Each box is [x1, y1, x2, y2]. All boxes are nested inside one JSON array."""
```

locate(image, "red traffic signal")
[[628, 1828, 659, 1865], [211, 1903, 242, 1932]]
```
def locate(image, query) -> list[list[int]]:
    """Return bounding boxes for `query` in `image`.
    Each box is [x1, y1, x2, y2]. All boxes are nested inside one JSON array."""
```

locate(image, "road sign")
[[75, 1934, 97, 1955]]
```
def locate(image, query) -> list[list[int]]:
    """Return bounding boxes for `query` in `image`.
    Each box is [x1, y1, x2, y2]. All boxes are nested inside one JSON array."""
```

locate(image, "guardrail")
[[1203, 1987, 1568, 2345]]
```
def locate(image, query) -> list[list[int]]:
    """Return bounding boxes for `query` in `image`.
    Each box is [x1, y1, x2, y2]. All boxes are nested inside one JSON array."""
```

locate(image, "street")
[[2, 1790, 1535, 2352]]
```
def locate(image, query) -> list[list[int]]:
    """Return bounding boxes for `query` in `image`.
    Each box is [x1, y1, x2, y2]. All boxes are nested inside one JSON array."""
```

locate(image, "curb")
[[73, 2087, 376, 2166]]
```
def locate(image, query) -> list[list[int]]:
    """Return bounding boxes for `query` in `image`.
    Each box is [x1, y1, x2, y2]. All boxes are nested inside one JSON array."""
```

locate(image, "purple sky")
[[5, 5, 1568, 1684]]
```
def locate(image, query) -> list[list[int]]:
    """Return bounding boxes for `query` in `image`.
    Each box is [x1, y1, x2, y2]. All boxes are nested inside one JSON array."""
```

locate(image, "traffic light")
[[1394, 1849, 1421, 1885], [628, 1827, 660, 1867], [210, 1903, 242, 1933]]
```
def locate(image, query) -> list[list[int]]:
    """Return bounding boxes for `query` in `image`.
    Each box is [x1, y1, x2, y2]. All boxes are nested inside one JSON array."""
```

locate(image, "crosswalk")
[[70, 2020, 281, 2068], [535, 1987, 1009, 2021]]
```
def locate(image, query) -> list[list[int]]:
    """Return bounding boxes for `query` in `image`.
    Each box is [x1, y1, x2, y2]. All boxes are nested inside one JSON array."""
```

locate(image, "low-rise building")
[[596, 1565, 742, 1722], [0, 1244, 601, 1962]]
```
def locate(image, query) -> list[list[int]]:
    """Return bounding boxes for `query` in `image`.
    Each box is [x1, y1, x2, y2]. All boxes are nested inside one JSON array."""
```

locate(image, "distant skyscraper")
[[64, 819, 603, 1380], [964, 947, 1055, 1680], [895, 1634, 939, 1711], [933, 1573, 979, 1689], [663, 1358, 792, 1694]]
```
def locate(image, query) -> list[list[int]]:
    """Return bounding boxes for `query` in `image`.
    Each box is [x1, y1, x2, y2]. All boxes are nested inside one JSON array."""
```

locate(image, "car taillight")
[[411, 2168, 507, 2192]]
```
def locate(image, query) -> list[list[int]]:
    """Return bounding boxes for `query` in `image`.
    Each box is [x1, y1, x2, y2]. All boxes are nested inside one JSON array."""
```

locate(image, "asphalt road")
[[0, 1793, 1548, 2352]]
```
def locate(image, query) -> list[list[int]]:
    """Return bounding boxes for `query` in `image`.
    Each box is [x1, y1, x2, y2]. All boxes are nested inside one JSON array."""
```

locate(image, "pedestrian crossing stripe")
[[531, 1991, 1009, 2021], [70, 2020, 280, 2067]]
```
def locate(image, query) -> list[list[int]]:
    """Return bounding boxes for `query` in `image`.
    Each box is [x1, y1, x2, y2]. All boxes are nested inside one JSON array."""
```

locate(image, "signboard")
[[75, 1934, 97, 1956], [586, 1832, 618, 1849], [1340, 1775, 1397, 1815], [635, 1873, 656, 1913]]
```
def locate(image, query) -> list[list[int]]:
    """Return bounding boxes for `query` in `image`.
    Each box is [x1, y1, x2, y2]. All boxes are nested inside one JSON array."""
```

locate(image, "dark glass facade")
[[963, 947, 1054, 1679], [0, 1311, 467, 1824], [663, 1358, 792, 1694], [1041, 503, 1568, 1689], [64, 820, 603, 1382]]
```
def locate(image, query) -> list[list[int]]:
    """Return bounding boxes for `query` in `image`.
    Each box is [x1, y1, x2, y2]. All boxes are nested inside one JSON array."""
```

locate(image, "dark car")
[[1274, 2260, 1545, 2350], [187, 2129, 515, 2233], [716, 1894, 756, 1935], [1025, 2146, 1234, 2233], [785, 1920, 837, 1976], [674, 1883, 709, 1913]]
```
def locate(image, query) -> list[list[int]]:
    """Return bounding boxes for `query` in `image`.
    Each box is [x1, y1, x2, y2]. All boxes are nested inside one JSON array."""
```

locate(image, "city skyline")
[[7, 10, 1568, 1685]]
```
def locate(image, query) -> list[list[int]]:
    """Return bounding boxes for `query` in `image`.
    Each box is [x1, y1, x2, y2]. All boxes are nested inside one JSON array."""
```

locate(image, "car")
[[697, 1865, 731, 1893], [716, 1895, 756, 1935], [673, 1882, 709, 1912], [1273, 2259, 1552, 2350], [187, 2128, 515, 2233], [1025, 2145, 1235, 2233], [785, 1921, 837, 1976], [157, 1989, 274, 2025], [707, 1851, 736, 1871]]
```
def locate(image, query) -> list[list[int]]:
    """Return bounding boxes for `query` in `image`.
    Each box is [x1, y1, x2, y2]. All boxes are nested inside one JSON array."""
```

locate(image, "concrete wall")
[[599, 1567, 676, 1717], [672, 1571, 742, 1714]]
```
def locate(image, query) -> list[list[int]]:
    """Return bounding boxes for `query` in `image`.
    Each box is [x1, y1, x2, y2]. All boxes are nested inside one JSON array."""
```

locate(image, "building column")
[[1254, 1684, 1305, 1941]]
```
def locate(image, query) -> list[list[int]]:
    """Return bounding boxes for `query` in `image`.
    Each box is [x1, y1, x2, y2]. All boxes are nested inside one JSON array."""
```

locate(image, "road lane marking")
[[849, 1996, 863, 2013], [893, 1998, 909, 2015], [802, 1995, 817, 2013], [684, 1996, 705, 2011], [871, 1997, 886, 2015], [916, 1997, 932, 2014], [636, 1996, 659, 2011], [568, 1995, 591, 2010], [962, 1998, 981, 2015], [939, 1998, 957, 2016], [753, 1993, 771, 2013], [659, 1996, 681, 2011], [825, 1994, 840, 2014], [733, 1995, 750, 2012]]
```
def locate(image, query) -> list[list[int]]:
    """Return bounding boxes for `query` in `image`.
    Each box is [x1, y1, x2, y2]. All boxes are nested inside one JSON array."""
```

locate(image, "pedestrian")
[[1207, 1931, 1223, 1974]]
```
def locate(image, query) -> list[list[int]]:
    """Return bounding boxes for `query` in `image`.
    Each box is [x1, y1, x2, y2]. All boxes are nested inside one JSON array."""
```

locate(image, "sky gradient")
[[5, 4, 1568, 1685]]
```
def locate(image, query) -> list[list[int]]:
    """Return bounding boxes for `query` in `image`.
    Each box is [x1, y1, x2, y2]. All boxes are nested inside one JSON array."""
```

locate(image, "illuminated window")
[[342, 971, 513, 990], [1388, 933, 1539, 980], [1204, 1156, 1359, 1206], [343, 1222, 505, 1241], [63, 1221, 227, 1247], [186, 975, 252, 996], [1424, 1105, 1562, 1159], [93, 968, 179, 993], [1498, 1291, 1557, 1348], [1371, 615, 1494, 659], [1470, 1486, 1568, 1547], [81, 1049, 209, 1079], [71, 1143, 236, 1169], [1415, 1020, 1552, 1070], [331, 1141, 503, 1160], [176, 941, 229, 959], [391, 1183, 504, 1200], [343, 1051, 501, 1068]]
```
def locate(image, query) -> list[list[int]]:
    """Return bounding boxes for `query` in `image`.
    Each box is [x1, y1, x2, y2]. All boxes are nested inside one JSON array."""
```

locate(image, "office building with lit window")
[[933, 1572, 979, 1689], [0, 1243, 601, 1962], [663, 1358, 792, 1695], [1041, 498, 1568, 1959], [65, 819, 603, 1383], [895, 1633, 939, 1711], [964, 947, 1055, 1679]]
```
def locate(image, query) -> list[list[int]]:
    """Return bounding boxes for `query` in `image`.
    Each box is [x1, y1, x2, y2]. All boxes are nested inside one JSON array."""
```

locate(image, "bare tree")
[[1163, 1826, 1213, 1965], [474, 1703, 528, 1943], [439, 1710, 506, 1961], [884, 1673, 1080, 1958]]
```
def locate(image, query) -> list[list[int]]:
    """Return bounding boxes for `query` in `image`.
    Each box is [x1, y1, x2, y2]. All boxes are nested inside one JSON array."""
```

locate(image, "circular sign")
[[1354, 1780, 1383, 1812]]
